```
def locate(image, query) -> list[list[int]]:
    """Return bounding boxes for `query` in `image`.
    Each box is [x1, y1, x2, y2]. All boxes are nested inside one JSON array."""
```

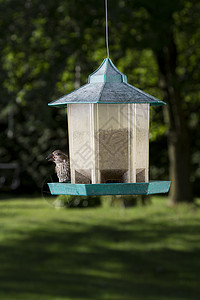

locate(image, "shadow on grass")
[[0, 218, 200, 300]]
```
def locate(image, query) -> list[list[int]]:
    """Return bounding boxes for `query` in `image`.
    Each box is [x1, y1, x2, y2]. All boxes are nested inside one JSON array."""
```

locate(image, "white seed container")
[[67, 103, 149, 184]]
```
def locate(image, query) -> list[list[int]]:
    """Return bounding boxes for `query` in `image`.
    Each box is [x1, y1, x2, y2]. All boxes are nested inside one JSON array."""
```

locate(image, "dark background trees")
[[0, 0, 199, 202]]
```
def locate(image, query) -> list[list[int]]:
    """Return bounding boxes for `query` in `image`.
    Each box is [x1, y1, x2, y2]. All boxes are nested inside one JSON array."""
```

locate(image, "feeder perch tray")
[[47, 181, 171, 196]]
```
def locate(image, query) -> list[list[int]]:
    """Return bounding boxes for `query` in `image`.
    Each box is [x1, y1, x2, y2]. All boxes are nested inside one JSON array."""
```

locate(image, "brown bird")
[[46, 150, 70, 183]]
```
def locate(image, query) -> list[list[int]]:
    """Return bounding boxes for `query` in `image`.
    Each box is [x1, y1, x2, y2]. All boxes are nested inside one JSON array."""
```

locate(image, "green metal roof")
[[48, 58, 166, 107]]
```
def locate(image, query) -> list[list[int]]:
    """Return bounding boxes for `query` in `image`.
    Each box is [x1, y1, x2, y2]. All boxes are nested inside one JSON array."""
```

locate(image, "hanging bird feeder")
[[47, 58, 171, 196], [47, 0, 171, 196]]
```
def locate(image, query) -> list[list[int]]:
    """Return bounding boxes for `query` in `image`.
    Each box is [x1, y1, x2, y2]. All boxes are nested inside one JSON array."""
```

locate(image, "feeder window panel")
[[136, 168, 145, 183], [75, 170, 91, 184], [96, 104, 129, 172], [68, 104, 93, 184], [100, 169, 128, 183]]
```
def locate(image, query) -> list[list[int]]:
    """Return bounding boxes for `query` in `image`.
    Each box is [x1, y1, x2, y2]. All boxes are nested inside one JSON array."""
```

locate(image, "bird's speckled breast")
[[55, 160, 70, 182]]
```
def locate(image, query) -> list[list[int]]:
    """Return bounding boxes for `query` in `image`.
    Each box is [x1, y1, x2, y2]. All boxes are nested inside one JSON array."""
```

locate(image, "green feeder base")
[[47, 181, 171, 196]]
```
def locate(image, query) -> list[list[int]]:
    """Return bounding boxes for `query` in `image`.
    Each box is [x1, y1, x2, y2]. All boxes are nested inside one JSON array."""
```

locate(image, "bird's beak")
[[46, 153, 55, 162]]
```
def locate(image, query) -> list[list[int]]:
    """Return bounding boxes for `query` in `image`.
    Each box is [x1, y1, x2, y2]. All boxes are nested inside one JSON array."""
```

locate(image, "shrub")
[[58, 195, 101, 208]]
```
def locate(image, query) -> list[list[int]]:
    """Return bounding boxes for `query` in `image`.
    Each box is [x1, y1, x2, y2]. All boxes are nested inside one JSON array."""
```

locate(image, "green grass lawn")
[[0, 196, 200, 300]]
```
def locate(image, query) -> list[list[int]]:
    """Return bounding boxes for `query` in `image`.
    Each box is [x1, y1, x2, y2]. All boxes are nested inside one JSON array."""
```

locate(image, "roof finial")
[[105, 0, 109, 58]]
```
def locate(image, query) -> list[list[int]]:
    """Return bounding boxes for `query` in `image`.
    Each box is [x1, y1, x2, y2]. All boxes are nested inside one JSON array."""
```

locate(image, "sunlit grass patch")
[[0, 196, 199, 300]]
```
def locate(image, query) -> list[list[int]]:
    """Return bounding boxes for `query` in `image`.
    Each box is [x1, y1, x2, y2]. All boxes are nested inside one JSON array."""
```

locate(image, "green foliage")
[[0, 0, 199, 194]]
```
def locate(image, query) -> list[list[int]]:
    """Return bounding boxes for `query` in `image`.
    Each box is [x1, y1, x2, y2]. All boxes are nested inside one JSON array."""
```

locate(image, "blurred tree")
[[109, 0, 200, 203], [0, 0, 199, 201]]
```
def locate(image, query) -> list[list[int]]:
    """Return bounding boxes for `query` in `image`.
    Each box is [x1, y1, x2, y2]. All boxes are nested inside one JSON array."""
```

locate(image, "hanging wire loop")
[[105, 0, 109, 58]]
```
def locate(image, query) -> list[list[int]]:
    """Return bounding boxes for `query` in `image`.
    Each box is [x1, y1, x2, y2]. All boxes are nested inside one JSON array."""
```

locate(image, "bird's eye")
[[57, 153, 60, 155]]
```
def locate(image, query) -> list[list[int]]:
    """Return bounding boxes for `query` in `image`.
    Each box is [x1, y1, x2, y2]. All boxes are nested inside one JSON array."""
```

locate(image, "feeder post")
[[135, 103, 150, 182]]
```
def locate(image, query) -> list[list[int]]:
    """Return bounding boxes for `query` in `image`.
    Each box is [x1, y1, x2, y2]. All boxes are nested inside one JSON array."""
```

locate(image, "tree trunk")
[[155, 33, 193, 204]]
